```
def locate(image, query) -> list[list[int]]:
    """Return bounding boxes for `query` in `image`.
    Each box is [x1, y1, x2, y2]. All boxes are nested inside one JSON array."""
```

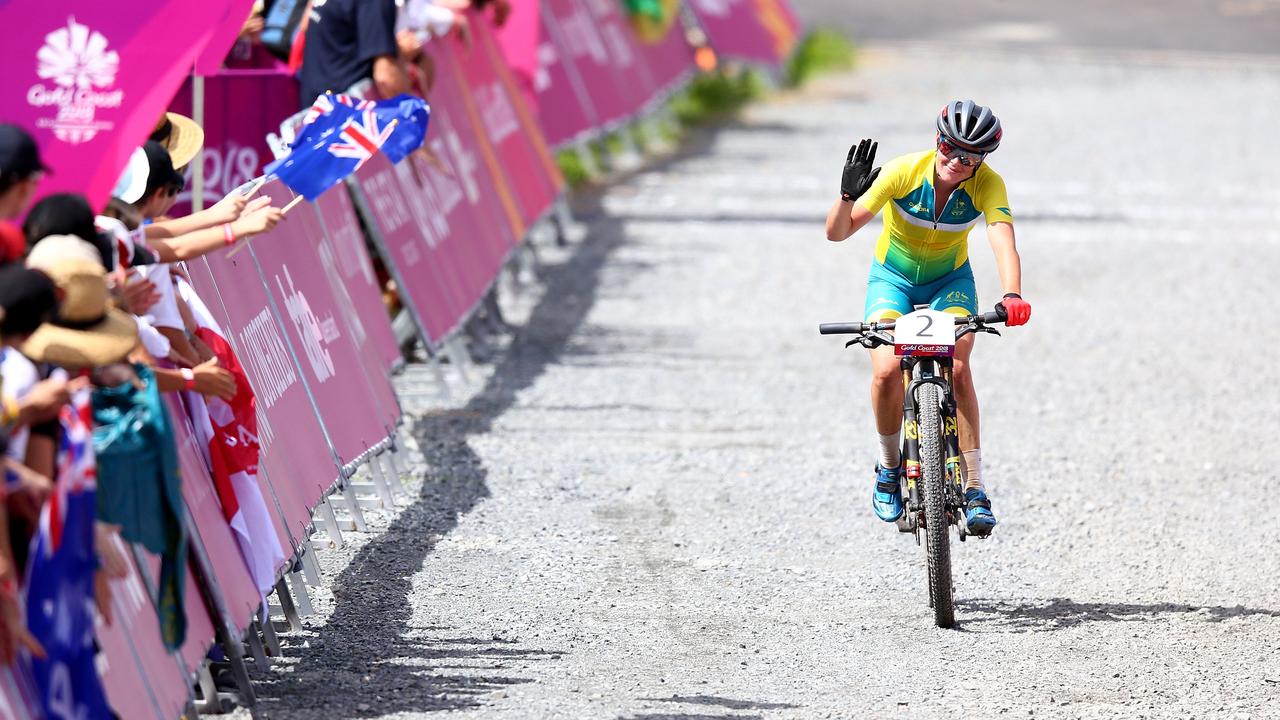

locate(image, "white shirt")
[[396, 0, 455, 40]]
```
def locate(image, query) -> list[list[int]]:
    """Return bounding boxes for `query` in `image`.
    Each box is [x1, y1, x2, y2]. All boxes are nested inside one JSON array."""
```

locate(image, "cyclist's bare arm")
[[825, 200, 876, 242], [986, 221, 1022, 295]]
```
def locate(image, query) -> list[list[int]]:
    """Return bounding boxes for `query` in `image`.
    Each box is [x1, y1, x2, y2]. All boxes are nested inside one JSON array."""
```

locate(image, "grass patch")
[[669, 68, 766, 127], [556, 148, 591, 186], [785, 29, 855, 87]]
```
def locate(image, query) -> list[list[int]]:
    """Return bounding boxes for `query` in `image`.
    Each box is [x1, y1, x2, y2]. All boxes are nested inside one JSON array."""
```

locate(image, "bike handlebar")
[[818, 310, 1006, 335]]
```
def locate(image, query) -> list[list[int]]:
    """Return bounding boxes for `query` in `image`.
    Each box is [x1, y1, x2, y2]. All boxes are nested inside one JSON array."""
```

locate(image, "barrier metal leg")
[[246, 618, 269, 667], [288, 570, 315, 617], [642, 115, 671, 154], [193, 664, 224, 715], [274, 578, 305, 633], [183, 512, 258, 716], [367, 456, 398, 508], [316, 499, 344, 549], [428, 354, 453, 402], [483, 288, 508, 335], [610, 128, 644, 172], [258, 604, 282, 657], [574, 139, 600, 179], [444, 336, 476, 385], [340, 480, 368, 532], [464, 314, 496, 365], [380, 451, 408, 499], [371, 450, 399, 502], [552, 197, 577, 247], [389, 441, 415, 481], [300, 540, 323, 585], [207, 622, 257, 716]]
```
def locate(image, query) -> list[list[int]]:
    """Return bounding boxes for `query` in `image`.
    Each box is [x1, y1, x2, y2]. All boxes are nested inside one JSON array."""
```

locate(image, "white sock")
[[878, 431, 901, 469], [962, 448, 984, 493]]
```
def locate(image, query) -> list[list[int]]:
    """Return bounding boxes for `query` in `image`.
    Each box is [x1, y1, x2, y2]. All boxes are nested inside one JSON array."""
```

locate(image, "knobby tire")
[[917, 384, 955, 628]]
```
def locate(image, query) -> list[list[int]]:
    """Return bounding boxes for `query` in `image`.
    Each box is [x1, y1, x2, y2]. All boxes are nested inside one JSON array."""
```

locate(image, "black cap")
[[142, 140, 184, 199], [0, 265, 57, 339], [0, 124, 49, 182]]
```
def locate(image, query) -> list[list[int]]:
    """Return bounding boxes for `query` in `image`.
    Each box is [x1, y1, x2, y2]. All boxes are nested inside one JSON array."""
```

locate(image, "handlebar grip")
[[819, 322, 864, 335], [980, 310, 1005, 324]]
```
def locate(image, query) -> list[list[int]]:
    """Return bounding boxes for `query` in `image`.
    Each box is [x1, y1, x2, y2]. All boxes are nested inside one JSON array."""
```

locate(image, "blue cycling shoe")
[[964, 488, 997, 536], [871, 464, 903, 522]]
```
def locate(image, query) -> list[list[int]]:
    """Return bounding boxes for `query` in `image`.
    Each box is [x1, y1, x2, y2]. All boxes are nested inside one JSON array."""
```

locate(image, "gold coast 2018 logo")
[[28, 17, 124, 144]]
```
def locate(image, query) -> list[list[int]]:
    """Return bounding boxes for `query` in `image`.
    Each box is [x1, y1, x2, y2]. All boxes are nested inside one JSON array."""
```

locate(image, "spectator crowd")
[[0, 0, 510, 714]]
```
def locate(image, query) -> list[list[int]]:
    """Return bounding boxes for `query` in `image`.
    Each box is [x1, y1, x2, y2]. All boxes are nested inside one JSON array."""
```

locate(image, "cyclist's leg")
[[864, 266, 913, 521], [927, 263, 980, 463], [929, 265, 994, 530], [865, 265, 913, 441]]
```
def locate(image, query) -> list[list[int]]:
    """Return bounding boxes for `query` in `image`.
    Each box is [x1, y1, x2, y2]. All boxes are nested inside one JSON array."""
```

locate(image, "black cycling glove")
[[840, 138, 881, 203]]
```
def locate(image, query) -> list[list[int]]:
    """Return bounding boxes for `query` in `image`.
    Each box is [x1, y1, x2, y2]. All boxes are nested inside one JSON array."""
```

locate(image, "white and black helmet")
[[936, 100, 1002, 153]]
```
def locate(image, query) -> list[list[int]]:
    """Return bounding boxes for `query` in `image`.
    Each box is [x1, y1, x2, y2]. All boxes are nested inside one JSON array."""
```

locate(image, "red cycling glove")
[[998, 293, 1032, 326]]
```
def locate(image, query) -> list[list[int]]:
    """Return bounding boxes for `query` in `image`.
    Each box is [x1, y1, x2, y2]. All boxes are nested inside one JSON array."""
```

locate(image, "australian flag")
[[25, 389, 113, 720], [266, 93, 430, 200]]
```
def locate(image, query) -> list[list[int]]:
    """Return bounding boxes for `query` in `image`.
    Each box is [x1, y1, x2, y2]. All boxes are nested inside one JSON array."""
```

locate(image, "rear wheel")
[[917, 383, 955, 628]]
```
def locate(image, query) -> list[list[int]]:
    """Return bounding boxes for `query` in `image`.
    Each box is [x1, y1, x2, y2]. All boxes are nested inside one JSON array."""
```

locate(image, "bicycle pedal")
[[894, 516, 915, 533]]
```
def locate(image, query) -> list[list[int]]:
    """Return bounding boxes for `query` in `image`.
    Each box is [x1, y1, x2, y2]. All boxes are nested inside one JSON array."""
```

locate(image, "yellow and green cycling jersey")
[[856, 150, 1014, 285]]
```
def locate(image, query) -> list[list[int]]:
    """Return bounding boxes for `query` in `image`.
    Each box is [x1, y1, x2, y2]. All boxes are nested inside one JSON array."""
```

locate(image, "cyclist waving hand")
[[824, 100, 1031, 535]]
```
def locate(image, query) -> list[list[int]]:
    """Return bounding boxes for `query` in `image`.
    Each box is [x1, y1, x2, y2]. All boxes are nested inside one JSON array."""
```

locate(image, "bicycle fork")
[[897, 359, 965, 535]]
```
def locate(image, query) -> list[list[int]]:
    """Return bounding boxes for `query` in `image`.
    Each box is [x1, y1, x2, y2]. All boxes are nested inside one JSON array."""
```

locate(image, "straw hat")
[[22, 235, 138, 368], [151, 112, 204, 170]]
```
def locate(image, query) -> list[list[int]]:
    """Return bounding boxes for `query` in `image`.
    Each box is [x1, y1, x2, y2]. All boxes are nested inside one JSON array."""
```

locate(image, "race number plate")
[[894, 309, 956, 357]]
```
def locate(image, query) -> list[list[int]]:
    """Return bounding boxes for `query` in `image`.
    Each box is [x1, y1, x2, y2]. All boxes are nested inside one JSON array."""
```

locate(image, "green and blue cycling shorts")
[[863, 260, 978, 323]]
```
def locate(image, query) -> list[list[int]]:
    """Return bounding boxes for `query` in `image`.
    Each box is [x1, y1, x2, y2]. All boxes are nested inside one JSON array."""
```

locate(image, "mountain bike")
[[819, 307, 1007, 628]]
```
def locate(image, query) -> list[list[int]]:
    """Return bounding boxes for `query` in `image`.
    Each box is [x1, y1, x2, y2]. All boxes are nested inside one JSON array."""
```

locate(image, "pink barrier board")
[[166, 395, 264, 634], [534, 0, 605, 146], [0, 661, 40, 720], [456, 15, 564, 229], [631, 12, 698, 99], [352, 153, 461, 347], [687, 0, 800, 66], [353, 98, 517, 346], [98, 537, 212, 720], [287, 190, 402, 433], [189, 250, 338, 543], [541, 0, 639, 129], [169, 71, 300, 216], [313, 188, 404, 375], [251, 183, 391, 465], [575, 0, 662, 107]]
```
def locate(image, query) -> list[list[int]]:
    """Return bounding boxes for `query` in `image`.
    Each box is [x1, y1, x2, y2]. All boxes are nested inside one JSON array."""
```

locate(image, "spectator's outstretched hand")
[[118, 271, 161, 316], [93, 523, 129, 626], [19, 376, 86, 424], [0, 589, 45, 663], [233, 200, 284, 237], [194, 357, 236, 401], [4, 459, 51, 522], [208, 190, 250, 226]]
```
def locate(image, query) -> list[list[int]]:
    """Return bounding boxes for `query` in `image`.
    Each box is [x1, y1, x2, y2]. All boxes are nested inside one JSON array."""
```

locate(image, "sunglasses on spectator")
[[936, 137, 986, 167]]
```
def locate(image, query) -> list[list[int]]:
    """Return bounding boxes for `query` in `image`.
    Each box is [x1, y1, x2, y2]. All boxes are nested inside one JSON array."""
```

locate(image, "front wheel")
[[917, 383, 955, 628]]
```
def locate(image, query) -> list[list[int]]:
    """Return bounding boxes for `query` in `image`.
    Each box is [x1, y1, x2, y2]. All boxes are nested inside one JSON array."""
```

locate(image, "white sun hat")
[[112, 146, 150, 204]]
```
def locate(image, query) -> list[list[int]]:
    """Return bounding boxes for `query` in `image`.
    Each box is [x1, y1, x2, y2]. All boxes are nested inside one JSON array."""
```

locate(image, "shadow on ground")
[[250, 128, 736, 717], [958, 597, 1280, 633]]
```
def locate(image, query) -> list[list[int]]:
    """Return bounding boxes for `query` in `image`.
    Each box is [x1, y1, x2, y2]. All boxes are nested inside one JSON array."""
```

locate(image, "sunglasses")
[[936, 137, 985, 167]]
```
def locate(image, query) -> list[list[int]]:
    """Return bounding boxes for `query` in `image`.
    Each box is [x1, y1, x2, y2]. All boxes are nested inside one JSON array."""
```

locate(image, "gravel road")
[[236, 41, 1280, 720]]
